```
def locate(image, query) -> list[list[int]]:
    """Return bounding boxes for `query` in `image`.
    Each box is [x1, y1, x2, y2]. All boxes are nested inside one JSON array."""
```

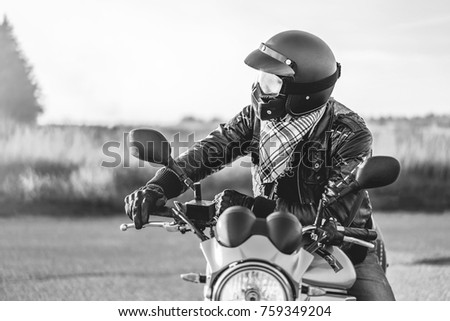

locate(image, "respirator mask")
[[251, 66, 341, 121], [251, 71, 288, 120]]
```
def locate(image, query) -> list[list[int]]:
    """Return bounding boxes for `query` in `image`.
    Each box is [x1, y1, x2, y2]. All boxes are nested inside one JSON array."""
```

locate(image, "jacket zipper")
[[296, 164, 304, 204], [296, 108, 335, 206]]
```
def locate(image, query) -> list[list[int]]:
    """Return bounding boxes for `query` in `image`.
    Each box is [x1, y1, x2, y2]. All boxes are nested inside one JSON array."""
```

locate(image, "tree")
[[0, 15, 43, 124]]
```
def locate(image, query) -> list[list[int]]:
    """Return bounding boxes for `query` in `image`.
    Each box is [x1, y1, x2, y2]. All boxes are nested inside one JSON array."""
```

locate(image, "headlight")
[[212, 261, 293, 301]]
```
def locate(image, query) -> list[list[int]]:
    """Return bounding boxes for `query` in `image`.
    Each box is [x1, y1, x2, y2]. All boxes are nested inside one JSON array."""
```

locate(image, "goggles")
[[254, 71, 283, 96]]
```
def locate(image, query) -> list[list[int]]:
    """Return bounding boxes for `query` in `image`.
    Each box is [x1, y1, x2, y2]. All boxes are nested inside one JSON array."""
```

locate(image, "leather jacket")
[[152, 98, 373, 230]]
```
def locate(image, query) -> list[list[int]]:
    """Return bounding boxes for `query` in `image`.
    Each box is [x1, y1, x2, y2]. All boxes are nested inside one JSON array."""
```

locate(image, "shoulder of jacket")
[[225, 105, 254, 127], [329, 98, 369, 133]]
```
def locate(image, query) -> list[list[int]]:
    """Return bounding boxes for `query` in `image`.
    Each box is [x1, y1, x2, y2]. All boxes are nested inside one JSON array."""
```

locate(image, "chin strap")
[[281, 63, 341, 95]]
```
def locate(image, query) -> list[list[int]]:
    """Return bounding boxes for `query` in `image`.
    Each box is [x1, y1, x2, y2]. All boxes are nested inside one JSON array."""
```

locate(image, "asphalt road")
[[0, 213, 449, 300]]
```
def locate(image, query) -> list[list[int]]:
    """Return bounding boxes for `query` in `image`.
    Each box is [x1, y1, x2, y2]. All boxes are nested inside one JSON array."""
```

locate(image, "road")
[[0, 213, 449, 300]]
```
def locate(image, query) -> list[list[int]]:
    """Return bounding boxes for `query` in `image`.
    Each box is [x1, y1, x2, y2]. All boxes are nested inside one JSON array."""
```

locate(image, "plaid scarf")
[[252, 107, 326, 196]]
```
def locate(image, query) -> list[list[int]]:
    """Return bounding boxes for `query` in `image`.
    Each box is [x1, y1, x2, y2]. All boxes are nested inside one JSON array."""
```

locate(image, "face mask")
[[251, 82, 287, 121], [250, 64, 341, 119]]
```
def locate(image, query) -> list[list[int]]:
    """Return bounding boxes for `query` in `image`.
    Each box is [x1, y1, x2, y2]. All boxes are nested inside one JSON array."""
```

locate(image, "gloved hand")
[[124, 184, 167, 229], [319, 219, 344, 246], [213, 189, 255, 215]]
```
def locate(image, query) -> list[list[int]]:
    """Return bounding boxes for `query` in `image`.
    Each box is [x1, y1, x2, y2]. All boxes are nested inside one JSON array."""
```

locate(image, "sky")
[[2, 0, 450, 126]]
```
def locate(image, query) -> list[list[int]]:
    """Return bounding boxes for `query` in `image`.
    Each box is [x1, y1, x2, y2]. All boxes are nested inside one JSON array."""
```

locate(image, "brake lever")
[[120, 221, 182, 232]]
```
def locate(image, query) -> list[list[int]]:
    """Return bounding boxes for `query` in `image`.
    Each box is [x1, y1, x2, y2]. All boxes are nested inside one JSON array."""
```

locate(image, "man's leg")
[[348, 247, 396, 301]]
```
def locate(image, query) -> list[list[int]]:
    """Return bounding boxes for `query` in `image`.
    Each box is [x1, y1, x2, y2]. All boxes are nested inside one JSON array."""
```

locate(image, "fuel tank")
[[302, 246, 356, 289]]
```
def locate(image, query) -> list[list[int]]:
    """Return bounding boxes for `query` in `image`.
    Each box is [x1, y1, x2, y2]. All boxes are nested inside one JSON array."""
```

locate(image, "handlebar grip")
[[342, 236, 375, 249], [151, 206, 173, 218], [341, 227, 378, 241]]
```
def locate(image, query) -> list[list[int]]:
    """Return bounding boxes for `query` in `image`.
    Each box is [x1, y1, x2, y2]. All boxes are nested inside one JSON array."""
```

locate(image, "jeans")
[[348, 247, 396, 301]]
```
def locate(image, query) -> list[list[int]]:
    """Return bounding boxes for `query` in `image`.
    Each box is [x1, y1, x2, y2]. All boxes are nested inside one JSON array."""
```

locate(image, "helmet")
[[245, 30, 341, 119]]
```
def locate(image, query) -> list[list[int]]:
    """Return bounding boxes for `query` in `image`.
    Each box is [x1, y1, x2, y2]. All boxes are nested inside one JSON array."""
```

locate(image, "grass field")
[[1, 212, 449, 301], [1, 115, 450, 214]]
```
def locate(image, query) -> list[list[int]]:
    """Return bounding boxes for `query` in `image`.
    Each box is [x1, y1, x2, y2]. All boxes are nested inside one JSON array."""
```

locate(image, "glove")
[[213, 189, 255, 215], [124, 183, 167, 229], [319, 219, 344, 246]]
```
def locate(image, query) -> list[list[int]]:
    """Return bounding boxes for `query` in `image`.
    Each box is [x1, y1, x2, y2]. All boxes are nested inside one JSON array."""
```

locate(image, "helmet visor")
[[255, 71, 283, 95], [244, 44, 295, 77]]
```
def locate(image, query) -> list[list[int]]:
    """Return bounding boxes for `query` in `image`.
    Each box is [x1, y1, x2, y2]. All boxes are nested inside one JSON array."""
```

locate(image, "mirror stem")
[[194, 183, 202, 201], [314, 199, 325, 227], [323, 181, 360, 208]]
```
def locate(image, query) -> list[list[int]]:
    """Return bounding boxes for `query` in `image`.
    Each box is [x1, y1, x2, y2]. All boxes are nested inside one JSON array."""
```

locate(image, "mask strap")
[[281, 63, 341, 95]]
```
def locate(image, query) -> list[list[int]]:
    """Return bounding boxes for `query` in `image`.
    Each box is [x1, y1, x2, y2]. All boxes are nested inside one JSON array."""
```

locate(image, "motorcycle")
[[120, 129, 400, 301]]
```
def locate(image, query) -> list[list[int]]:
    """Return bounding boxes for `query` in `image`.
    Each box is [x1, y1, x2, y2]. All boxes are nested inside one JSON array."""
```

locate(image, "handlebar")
[[120, 221, 181, 232], [122, 205, 378, 249], [120, 202, 209, 241], [342, 236, 375, 248], [303, 225, 376, 249], [337, 226, 378, 241]]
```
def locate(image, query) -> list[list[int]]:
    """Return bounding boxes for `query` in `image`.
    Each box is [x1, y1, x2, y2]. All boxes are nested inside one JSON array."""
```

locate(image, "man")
[[124, 30, 395, 301]]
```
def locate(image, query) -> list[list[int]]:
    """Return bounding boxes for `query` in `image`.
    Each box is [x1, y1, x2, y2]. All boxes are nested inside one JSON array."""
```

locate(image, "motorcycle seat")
[[216, 206, 303, 254]]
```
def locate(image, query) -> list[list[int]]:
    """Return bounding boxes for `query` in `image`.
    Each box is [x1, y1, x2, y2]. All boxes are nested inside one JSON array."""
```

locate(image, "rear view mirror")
[[128, 129, 171, 165], [320, 156, 401, 212], [356, 156, 401, 189]]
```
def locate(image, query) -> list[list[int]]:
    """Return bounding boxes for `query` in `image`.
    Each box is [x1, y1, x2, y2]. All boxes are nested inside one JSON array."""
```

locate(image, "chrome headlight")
[[212, 261, 293, 301]]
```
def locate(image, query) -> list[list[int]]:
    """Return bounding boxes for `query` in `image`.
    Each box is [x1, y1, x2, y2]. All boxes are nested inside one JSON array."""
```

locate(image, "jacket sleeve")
[[149, 105, 256, 198], [323, 121, 373, 225]]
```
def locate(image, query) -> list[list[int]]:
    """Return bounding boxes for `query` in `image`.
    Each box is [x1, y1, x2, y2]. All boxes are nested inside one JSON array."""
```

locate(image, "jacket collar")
[[307, 99, 335, 142]]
